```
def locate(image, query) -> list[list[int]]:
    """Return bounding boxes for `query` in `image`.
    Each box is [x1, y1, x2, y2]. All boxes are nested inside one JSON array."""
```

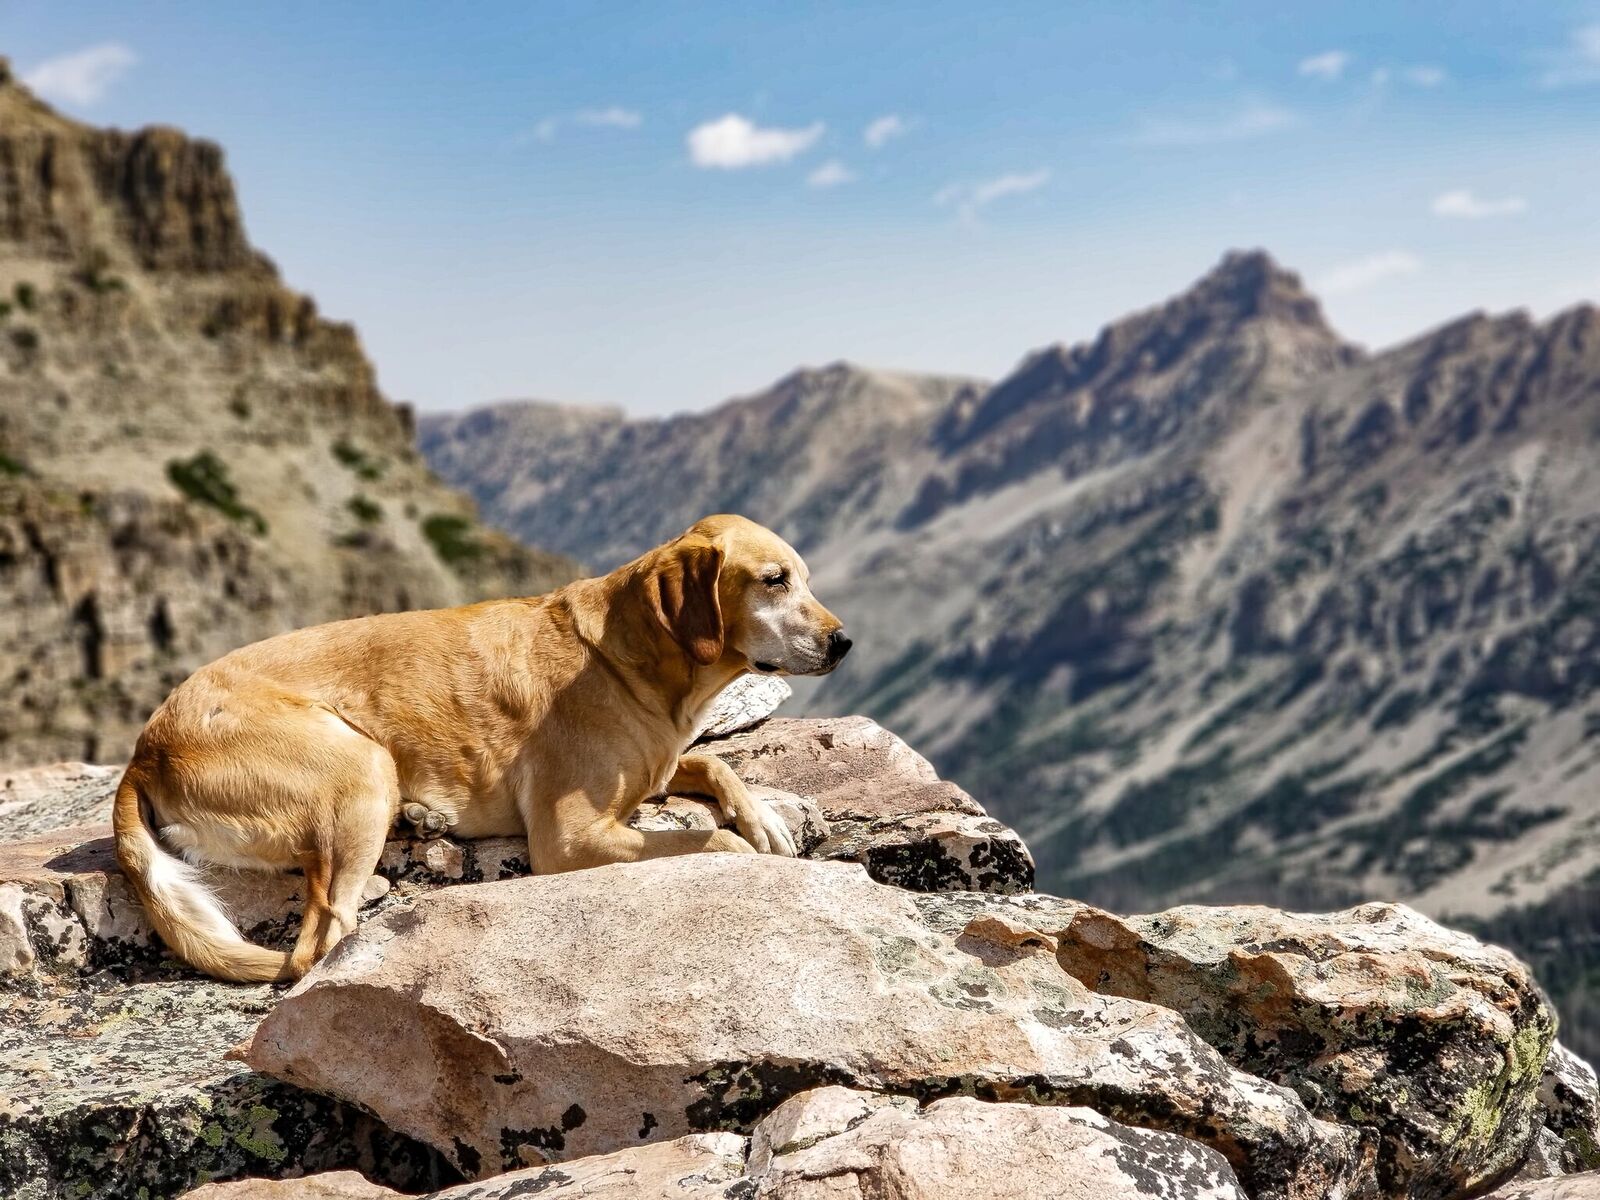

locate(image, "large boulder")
[[244, 855, 1363, 1199], [911, 891, 1572, 1198], [1053, 901, 1555, 1196], [183, 1087, 1248, 1199]]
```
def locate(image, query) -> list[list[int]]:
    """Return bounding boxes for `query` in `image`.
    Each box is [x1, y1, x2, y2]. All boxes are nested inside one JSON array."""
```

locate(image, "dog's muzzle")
[[826, 629, 852, 666]]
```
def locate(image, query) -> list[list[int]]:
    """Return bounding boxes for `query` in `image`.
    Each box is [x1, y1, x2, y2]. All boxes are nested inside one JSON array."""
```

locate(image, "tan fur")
[[112, 515, 846, 982]]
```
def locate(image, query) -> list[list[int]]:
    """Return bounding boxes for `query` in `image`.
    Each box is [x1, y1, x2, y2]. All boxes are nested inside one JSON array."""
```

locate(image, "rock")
[[183, 1134, 749, 1199], [0, 763, 122, 839], [751, 1089, 1249, 1200], [691, 673, 792, 741], [185, 1172, 395, 1200], [245, 855, 1363, 1199], [177, 1090, 1250, 1199], [704, 716, 1034, 892], [1536, 1044, 1600, 1173], [744, 1085, 917, 1178], [0, 977, 457, 1200], [1484, 1173, 1600, 1198], [1017, 897, 1558, 1197]]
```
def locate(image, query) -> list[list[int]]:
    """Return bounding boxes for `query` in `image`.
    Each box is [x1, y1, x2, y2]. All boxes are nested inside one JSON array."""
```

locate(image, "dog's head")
[[646, 514, 850, 676]]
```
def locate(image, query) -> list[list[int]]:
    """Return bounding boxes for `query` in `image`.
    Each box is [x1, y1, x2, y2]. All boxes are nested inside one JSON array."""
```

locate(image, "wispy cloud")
[[1404, 65, 1447, 87], [687, 114, 824, 169], [1432, 189, 1527, 219], [1298, 50, 1350, 81], [807, 160, 856, 188], [517, 106, 642, 146], [1538, 23, 1600, 88], [935, 169, 1049, 221], [575, 106, 642, 130], [22, 43, 136, 107], [863, 114, 908, 148], [1317, 251, 1421, 296], [1127, 101, 1297, 147]]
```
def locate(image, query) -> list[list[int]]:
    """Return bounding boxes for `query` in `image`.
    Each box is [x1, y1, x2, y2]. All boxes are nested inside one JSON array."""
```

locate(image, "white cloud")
[[22, 43, 136, 107], [807, 160, 856, 188], [1128, 102, 1297, 147], [1298, 50, 1350, 81], [935, 169, 1049, 220], [1317, 251, 1421, 296], [686, 114, 824, 168], [520, 107, 641, 145], [863, 114, 907, 148], [1539, 23, 1600, 88], [1432, 189, 1527, 219], [575, 106, 642, 130], [1404, 65, 1447, 87]]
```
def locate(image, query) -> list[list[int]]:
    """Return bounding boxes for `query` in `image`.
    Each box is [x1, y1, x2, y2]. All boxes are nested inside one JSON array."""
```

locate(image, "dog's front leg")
[[527, 783, 757, 874], [667, 754, 797, 858]]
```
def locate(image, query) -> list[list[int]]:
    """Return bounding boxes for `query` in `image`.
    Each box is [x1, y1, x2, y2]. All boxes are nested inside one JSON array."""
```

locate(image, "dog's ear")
[[649, 538, 725, 666]]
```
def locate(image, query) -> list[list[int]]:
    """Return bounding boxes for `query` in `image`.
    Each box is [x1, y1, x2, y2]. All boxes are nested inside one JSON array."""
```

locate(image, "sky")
[[5, 2, 1600, 415]]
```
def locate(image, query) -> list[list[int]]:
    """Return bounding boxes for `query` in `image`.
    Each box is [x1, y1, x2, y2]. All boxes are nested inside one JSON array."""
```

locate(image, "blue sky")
[[6, 2, 1600, 414]]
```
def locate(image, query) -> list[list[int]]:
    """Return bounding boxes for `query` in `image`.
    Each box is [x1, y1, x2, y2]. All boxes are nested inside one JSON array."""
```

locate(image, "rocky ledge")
[[1, 681, 1597, 1199]]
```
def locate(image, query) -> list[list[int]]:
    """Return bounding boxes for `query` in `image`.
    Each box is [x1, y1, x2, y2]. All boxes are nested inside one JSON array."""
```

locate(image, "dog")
[[112, 514, 851, 983]]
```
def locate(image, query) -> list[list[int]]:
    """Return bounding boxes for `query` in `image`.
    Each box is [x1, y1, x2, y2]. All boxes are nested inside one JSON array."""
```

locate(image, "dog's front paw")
[[740, 795, 797, 858]]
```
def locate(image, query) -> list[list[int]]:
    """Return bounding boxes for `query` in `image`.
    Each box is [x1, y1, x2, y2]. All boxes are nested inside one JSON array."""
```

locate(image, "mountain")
[[0, 61, 577, 765], [422, 251, 1600, 1061]]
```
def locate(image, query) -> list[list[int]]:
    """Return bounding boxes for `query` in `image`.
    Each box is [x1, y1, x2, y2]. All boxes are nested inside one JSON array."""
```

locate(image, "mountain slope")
[[0, 61, 577, 764], [425, 252, 1600, 1061]]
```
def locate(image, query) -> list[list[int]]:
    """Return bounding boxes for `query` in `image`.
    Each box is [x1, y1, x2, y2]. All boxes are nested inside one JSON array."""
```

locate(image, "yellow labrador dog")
[[112, 514, 850, 983]]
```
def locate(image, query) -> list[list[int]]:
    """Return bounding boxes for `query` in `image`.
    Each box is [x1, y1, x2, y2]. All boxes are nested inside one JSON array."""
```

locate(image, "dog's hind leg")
[[288, 851, 334, 979], [317, 746, 401, 958]]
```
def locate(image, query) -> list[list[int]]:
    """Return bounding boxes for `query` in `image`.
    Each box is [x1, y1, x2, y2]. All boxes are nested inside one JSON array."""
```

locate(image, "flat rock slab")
[[1486, 1175, 1600, 1199], [245, 855, 1360, 1200], [0, 763, 122, 840], [914, 890, 1574, 1199]]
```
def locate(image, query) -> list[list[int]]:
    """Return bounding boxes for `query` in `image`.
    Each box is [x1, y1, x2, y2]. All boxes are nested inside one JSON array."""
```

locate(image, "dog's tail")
[[113, 768, 290, 983]]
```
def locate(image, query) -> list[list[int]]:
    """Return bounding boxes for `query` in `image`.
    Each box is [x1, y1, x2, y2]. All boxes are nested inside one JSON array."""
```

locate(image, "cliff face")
[[0, 61, 577, 764], [423, 253, 1600, 1065]]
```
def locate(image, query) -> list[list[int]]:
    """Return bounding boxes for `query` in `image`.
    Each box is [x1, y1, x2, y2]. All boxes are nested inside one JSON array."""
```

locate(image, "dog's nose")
[[827, 629, 853, 662]]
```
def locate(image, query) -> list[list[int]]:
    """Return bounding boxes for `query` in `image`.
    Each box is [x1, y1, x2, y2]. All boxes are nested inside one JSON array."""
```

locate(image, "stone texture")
[[690, 674, 792, 742], [245, 855, 1362, 1200], [705, 716, 1034, 893], [186, 1173, 395, 1200], [0, 977, 457, 1200], [751, 1089, 1248, 1200], [177, 1091, 1250, 1200], [1, 762, 122, 839], [922, 893, 1561, 1198], [1485, 1174, 1600, 1199], [1536, 1045, 1600, 1174]]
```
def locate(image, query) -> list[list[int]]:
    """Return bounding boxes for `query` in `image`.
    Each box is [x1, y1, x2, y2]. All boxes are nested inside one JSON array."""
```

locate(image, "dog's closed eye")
[[762, 570, 790, 590]]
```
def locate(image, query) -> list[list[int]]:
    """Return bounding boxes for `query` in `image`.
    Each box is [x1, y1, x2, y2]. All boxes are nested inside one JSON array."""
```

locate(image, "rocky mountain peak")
[[0, 62, 258, 274], [1187, 248, 1335, 332]]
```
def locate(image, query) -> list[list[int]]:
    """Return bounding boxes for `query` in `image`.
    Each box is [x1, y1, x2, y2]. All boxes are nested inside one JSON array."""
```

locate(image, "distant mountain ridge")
[[423, 251, 1600, 1062], [0, 60, 577, 765]]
